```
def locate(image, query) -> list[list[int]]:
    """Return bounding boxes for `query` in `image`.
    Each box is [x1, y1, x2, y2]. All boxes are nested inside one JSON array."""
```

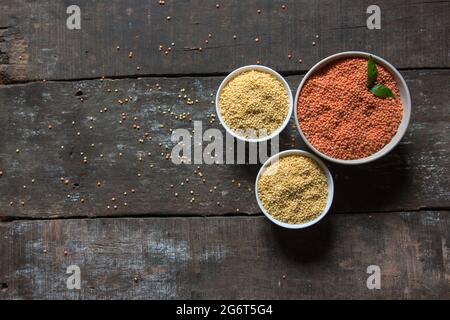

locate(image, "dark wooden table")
[[0, 0, 449, 299]]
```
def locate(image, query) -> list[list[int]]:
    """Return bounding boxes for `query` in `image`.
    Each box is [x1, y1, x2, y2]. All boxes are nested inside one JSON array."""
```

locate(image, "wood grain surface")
[[0, 70, 449, 219], [0, 0, 449, 300], [0, 0, 449, 82], [0, 211, 448, 299]]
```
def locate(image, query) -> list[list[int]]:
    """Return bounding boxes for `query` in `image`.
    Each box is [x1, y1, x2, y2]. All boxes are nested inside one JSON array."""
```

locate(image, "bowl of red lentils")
[[216, 65, 293, 143], [255, 149, 334, 229], [295, 51, 411, 164]]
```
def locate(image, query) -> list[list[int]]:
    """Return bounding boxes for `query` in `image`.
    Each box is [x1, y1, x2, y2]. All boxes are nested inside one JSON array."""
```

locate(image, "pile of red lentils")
[[297, 58, 403, 160]]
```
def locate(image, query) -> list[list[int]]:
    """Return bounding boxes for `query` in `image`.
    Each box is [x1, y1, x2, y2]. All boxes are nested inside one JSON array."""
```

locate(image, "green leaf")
[[370, 84, 396, 98], [367, 56, 377, 88]]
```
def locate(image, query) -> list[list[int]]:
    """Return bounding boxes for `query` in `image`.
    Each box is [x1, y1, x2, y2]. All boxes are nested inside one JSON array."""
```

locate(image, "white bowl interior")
[[216, 65, 293, 143], [294, 51, 411, 165], [255, 149, 334, 229]]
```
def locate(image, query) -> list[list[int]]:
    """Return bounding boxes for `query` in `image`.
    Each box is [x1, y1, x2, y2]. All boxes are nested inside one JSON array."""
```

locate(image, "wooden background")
[[0, 0, 449, 299]]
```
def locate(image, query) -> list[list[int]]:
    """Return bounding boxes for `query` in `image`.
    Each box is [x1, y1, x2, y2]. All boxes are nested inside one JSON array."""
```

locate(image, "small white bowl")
[[294, 51, 411, 165], [255, 149, 334, 229], [216, 65, 293, 143]]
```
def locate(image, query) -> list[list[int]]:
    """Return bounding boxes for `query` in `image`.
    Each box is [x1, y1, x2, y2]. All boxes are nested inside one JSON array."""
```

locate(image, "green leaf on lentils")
[[370, 84, 396, 98], [367, 56, 377, 88]]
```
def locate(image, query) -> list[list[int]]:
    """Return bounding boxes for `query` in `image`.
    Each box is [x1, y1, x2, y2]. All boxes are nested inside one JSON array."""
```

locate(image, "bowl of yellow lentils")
[[255, 149, 334, 229], [215, 65, 293, 143]]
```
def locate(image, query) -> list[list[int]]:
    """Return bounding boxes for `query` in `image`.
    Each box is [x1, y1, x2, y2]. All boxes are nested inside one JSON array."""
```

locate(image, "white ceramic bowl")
[[216, 65, 293, 143], [294, 51, 411, 165], [255, 149, 334, 229]]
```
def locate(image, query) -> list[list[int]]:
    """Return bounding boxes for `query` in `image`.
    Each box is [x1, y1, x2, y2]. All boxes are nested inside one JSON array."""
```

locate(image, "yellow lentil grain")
[[257, 155, 328, 224], [219, 70, 289, 138]]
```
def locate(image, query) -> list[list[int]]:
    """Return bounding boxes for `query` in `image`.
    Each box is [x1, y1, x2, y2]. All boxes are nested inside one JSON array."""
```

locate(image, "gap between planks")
[[1, 67, 450, 87], [1, 206, 449, 224]]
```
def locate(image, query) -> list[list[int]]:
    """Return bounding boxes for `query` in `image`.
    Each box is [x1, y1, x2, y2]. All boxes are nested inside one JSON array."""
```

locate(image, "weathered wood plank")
[[0, 211, 448, 299], [0, 0, 449, 82], [0, 70, 449, 219]]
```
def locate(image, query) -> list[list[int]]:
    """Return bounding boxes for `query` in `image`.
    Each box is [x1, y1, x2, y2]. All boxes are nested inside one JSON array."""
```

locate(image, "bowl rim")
[[294, 51, 412, 165], [255, 149, 334, 229], [215, 64, 294, 143]]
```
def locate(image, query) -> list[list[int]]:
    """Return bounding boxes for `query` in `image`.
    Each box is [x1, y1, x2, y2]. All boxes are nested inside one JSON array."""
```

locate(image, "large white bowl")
[[294, 51, 411, 165], [216, 65, 293, 143], [255, 149, 334, 229]]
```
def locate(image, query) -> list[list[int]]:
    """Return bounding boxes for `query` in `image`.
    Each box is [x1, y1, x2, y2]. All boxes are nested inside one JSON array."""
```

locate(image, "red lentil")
[[297, 58, 403, 160]]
